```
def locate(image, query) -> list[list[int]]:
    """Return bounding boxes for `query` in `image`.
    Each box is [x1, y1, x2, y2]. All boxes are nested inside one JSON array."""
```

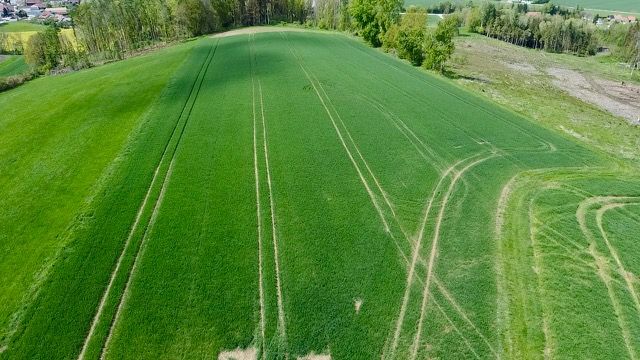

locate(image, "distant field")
[[0, 22, 47, 33], [0, 28, 75, 52], [0, 28, 639, 360], [550, 0, 640, 13], [403, 0, 640, 13], [0, 55, 27, 77]]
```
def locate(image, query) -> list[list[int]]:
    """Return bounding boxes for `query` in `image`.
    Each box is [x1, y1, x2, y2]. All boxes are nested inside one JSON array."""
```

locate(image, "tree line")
[[18, 0, 459, 74], [460, 2, 598, 55]]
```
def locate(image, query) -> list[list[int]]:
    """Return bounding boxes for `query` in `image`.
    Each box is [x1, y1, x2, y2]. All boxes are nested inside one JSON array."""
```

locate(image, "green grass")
[[0, 56, 27, 77], [0, 28, 639, 360], [0, 40, 195, 356], [0, 22, 47, 33]]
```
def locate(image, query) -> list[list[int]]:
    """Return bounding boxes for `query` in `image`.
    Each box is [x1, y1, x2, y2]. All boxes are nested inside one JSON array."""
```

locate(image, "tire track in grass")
[[77, 40, 219, 360], [432, 277, 498, 357], [249, 34, 267, 360], [431, 296, 482, 359], [528, 194, 557, 360], [257, 78, 288, 352], [282, 33, 390, 235], [596, 202, 640, 316], [386, 152, 487, 360], [311, 71, 399, 220], [577, 197, 638, 360], [410, 154, 496, 360], [284, 32, 496, 358], [359, 95, 444, 172], [94, 39, 220, 360], [335, 36, 562, 153]]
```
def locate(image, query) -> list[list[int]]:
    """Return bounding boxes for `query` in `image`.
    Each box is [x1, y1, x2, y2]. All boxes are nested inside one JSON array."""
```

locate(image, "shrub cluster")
[[383, 9, 459, 71], [0, 71, 37, 92]]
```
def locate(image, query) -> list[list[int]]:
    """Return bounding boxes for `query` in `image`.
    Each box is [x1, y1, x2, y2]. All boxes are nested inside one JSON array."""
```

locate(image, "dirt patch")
[[547, 67, 640, 125], [218, 348, 257, 360], [354, 298, 363, 314], [212, 26, 308, 38]]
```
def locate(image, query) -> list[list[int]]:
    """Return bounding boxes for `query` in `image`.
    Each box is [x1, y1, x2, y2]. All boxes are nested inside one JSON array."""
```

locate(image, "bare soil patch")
[[218, 347, 257, 360], [297, 353, 331, 360], [212, 26, 307, 38], [547, 67, 640, 125]]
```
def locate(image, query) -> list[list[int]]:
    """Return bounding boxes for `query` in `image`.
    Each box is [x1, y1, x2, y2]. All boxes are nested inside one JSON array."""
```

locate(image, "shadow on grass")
[[442, 68, 491, 83]]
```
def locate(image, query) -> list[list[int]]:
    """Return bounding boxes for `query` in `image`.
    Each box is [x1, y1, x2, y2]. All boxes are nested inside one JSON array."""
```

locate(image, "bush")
[[0, 71, 38, 93], [383, 7, 427, 65]]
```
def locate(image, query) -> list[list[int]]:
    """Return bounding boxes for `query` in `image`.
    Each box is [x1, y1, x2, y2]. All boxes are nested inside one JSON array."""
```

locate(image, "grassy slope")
[[0, 41, 194, 357], [77, 31, 609, 360], [450, 33, 640, 167], [1, 29, 639, 360], [0, 56, 27, 77], [447, 32, 640, 359]]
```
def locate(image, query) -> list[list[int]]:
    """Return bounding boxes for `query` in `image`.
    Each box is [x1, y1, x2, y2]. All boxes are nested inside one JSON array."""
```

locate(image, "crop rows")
[[1, 30, 639, 360]]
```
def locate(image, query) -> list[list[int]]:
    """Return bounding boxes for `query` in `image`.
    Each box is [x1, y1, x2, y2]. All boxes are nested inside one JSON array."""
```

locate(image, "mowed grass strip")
[[0, 40, 206, 359]]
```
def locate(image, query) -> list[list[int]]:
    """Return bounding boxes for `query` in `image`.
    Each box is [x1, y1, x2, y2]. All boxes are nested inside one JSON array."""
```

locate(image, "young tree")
[[386, 7, 427, 65], [350, 0, 402, 47], [423, 14, 458, 72], [25, 27, 62, 73]]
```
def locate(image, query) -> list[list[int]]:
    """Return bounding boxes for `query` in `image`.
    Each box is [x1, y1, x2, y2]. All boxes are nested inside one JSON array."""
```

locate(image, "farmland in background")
[[402, 0, 640, 13], [0, 26, 75, 53], [0, 28, 639, 360]]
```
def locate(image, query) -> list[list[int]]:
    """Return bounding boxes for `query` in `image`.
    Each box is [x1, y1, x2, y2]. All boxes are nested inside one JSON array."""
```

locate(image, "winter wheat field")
[[0, 29, 639, 360]]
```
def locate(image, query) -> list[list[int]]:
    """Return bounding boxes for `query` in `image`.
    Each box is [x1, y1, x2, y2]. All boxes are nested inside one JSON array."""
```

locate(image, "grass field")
[[403, 0, 640, 13], [545, 0, 640, 13], [0, 22, 47, 33], [0, 56, 27, 77], [0, 28, 639, 360]]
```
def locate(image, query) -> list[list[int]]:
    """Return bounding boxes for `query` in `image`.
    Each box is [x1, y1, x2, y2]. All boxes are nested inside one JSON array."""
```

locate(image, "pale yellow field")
[[0, 28, 76, 52]]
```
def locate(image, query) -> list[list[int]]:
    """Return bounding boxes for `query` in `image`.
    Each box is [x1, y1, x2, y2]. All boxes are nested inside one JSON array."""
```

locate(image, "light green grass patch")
[[0, 55, 27, 77]]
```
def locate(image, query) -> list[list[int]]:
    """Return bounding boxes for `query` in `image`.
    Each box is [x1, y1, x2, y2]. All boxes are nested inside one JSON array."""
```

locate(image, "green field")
[[0, 22, 47, 33], [547, 0, 640, 13], [0, 28, 639, 359], [403, 0, 640, 13], [0, 56, 27, 77]]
